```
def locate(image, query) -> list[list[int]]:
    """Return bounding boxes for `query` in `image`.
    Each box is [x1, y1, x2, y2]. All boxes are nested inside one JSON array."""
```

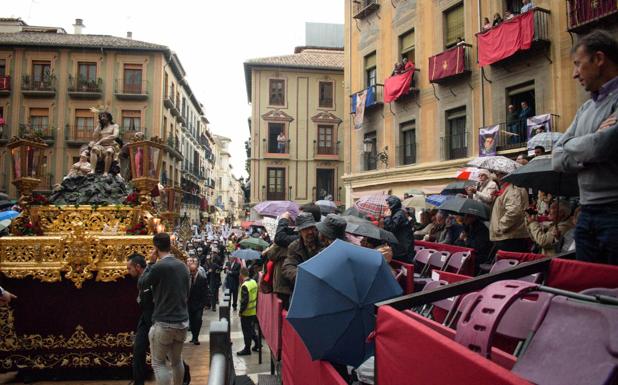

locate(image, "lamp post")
[[160, 185, 183, 231], [127, 137, 165, 212]]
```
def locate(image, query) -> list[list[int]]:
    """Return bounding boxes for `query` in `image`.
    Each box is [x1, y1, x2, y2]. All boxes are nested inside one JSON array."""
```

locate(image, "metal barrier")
[[208, 288, 234, 385]]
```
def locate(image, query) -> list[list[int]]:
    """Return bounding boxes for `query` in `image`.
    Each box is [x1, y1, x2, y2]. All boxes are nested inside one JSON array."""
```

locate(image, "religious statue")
[[65, 145, 93, 178], [89, 111, 120, 176]]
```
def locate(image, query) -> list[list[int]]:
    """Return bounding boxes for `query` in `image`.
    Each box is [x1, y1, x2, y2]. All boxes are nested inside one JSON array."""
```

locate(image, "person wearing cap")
[[465, 169, 499, 206], [282, 212, 322, 291], [316, 214, 347, 247], [383, 196, 414, 263]]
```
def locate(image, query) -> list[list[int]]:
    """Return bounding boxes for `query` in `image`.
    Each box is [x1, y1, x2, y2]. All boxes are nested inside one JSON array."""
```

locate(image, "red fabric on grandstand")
[[429, 45, 466, 82], [384, 68, 414, 103], [496, 250, 546, 262], [415, 240, 476, 276], [390, 260, 415, 294], [281, 311, 347, 385], [477, 11, 535, 66], [257, 291, 283, 360], [376, 306, 531, 385], [546, 258, 618, 292]]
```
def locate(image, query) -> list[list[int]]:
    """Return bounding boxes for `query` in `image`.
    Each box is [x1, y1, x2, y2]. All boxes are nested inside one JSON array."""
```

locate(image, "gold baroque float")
[[33, 205, 140, 234]]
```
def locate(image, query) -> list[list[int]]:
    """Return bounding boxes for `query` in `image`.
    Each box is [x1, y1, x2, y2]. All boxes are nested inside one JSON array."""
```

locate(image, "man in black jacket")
[[224, 257, 241, 310], [204, 253, 222, 311], [127, 253, 153, 385], [187, 257, 209, 345], [383, 196, 414, 263]]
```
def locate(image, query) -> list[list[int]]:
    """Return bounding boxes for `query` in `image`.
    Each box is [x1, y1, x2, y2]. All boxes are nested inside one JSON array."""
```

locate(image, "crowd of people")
[[481, 0, 535, 32]]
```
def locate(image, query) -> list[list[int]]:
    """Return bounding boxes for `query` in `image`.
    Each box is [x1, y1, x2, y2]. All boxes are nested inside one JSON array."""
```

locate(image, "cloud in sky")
[[5, 0, 344, 178]]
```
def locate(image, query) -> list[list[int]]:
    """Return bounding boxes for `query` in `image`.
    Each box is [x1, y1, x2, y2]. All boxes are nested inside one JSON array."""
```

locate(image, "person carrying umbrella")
[[525, 200, 574, 256], [383, 196, 414, 263], [236, 267, 261, 356], [465, 169, 498, 206], [552, 30, 618, 265], [316, 214, 347, 247], [282, 212, 322, 292], [489, 172, 530, 253]]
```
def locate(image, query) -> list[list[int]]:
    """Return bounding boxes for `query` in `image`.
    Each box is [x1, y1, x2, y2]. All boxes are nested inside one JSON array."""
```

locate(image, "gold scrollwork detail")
[[34, 205, 140, 234]]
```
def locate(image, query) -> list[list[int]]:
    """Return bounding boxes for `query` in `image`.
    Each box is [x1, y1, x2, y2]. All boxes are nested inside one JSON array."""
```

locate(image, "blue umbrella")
[[425, 194, 453, 207], [231, 248, 261, 260], [0, 210, 19, 221], [287, 240, 402, 367]]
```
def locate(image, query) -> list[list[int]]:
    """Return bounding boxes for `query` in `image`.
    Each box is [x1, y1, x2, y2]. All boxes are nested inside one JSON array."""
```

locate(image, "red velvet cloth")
[[390, 260, 415, 294], [281, 311, 347, 385], [547, 259, 618, 292], [257, 291, 283, 360], [415, 241, 476, 276], [477, 11, 535, 66], [384, 68, 414, 103], [496, 250, 546, 263], [376, 306, 531, 385], [429, 45, 466, 82]]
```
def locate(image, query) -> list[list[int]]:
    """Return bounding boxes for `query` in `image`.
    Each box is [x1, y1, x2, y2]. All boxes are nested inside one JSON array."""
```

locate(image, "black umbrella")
[[437, 196, 491, 220], [341, 215, 398, 244], [441, 180, 476, 195], [343, 206, 365, 218], [502, 155, 579, 197]]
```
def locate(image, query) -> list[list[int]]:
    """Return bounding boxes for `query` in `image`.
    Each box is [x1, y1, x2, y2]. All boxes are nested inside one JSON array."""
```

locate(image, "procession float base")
[[0, 205, 151, 374]]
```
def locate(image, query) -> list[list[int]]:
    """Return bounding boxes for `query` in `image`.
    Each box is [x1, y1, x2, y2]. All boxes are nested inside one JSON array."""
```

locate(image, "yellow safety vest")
[[240, 279, 258, 317]]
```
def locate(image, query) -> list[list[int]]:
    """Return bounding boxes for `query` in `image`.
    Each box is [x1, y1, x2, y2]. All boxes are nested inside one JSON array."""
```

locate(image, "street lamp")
[[160, 185, 183, 230], [7, 135, 48, 208], [127, 137, 165, 212]]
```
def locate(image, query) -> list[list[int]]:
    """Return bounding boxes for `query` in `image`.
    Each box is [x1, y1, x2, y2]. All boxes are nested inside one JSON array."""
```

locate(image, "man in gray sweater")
[[143, 233, 190, 385], [552, 30, 618, 265]]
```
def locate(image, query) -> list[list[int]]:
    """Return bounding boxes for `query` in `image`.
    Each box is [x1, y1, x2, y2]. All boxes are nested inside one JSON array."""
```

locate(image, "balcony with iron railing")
[[65, 125, 93, 146], [351, 84, 384, 115], [314, 140, 340, 159], [429, 44, 472, 84], [0, 123, 10, 144], [363, 152, 377, 171], [176, 113, 187, 125], [441, 132, 469, 161], [263, 138, 291, 159], [19, 123, 55, 142], [398, 142, 417, 166], [0, 76, 11, 96], [68, 75, 103, 99], [21, 75, 56, 97], [120, 127, 145, 141], [483, 113, 559, 152], [353, 0, 379, 19], [476, 8, 551, 67], [114, 79, 148, 100], [567, 0, 618, 33]]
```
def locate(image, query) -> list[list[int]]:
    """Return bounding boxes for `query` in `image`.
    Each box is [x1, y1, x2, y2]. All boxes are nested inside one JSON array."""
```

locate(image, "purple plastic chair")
[[414, 245, 425, 253], [413, 248, 437, 275], [512, 296, 618, 385], [580, 287, 618, 298], [422, 251, 449, 276], [490, 258, 542, 283], [419, 279, 461, 325], [443, 251, 471, 274]]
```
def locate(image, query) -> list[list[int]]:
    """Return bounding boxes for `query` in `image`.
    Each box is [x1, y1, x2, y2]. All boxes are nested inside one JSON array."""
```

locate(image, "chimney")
[[72, 18, 84, 34], [126, 31, 132, 39]]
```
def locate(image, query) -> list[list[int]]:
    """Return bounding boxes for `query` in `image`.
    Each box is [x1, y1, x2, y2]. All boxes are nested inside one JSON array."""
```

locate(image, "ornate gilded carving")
[[0, 307, 133, 369], [62, 222, 101, 289], [34, 205, 140, 234]]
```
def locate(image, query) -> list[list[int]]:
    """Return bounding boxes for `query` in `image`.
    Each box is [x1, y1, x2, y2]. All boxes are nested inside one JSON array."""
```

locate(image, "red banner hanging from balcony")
[[477, 10, 535, 67], [384, 65, 414, 103], [429, 46, 465, 83]]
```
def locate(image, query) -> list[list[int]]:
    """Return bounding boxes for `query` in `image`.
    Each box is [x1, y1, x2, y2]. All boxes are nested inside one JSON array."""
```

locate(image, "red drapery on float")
[[477, 11, 535, 66], [384, 64, 414, 103], [429, 45, 466, 83]]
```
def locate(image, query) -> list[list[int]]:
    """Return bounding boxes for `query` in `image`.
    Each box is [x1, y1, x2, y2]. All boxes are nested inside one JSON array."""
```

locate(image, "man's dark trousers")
[[575, 204, 618, 265], [240, 315, 259, 350], [189, 308, 204, 342], [133, 315, 151, 385]]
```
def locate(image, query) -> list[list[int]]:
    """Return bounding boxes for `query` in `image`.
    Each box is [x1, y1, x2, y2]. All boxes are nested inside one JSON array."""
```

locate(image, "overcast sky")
[[5, 0, 344, 178]]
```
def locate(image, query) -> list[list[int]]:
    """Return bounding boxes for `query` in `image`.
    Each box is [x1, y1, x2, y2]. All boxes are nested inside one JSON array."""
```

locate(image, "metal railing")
[[398, 143, 417, 166], [441, 132, 468, 160], [484, 113, 559, 152], [429, 44, 471, 84], [265, 139, 290, 155], [21, 75, 56, 92], [19, 123, 55, 140], [363, 152, 377, 171], [68, 76, 103, 93], [207, 289, 235, 385], [114, 79, 148, 95], [316, 140, 340, 156], [353, 0, 379, 19], [566, 0, 618, 32], [350, 84, 384, 112], [65, 125, 93, 142]]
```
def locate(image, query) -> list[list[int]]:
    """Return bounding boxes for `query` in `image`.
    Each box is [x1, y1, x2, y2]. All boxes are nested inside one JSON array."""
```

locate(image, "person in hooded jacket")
[[383, 196, 414, 263]]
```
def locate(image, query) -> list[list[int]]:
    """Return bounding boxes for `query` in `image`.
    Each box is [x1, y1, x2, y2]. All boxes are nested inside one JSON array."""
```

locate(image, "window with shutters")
[[445, 107, 467, 160], [30, 108, 49, 130], [365, 52, 377, 88], [123, 64, 142, 94], [400, 121, 416, 165], [319, 81, 334, 108], [399, 29, 416, 63], [269, 79, 285, 106], [267, 168, 286, 200], [444, 3, 465, 49], [74, 109, 94, 140], [122, 110, 141, 131], [317, 125, 335, 155]]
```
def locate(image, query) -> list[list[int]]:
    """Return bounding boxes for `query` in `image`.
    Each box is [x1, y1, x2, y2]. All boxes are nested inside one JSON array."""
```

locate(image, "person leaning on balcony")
[[277, 131, 287, 153], [552, 30, 618, 265], [466, 169, 499, 206], [482, 17, 492, 32], [519, 101, 534, 140], [506, 104, 520, 143], [492, 13, 503, 26], [520, 0, 534, 13]]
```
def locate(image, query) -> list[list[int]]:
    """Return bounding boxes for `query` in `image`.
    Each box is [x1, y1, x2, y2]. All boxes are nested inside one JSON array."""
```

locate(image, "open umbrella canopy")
[[441, 180, 476, 195], [0, 210, 20, 221], [426, 194, 453, 207], [254, 200, 299, 219], [341, 215, 398, 244], [527, 132, 563, 151], [402, 195, 426, 210], [354, 194, 390, 217], [231, 248, 261, 260], [343, 206, 364, 218], [467, 156, 521, 174], [0, 219, 11, 232], [438, 196, 491, 220], [287, 240, 402, 367], [316, 199, 338, 214], [502, 155, 579, 197], [239, 237, 270, 251], [455, 167, 482, 181]]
